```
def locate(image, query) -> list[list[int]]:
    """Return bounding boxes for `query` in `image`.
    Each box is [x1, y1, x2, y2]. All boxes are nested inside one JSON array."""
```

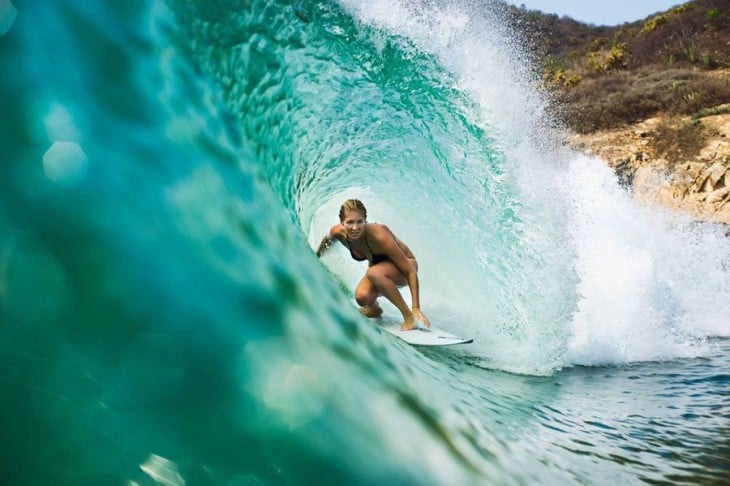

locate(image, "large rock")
[[569, 113, 730, 226]]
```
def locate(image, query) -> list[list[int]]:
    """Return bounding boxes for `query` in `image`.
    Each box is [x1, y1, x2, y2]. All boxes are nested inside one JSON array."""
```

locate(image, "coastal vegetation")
[[503, 0, 730, 134], [501, 0, 730, 224]]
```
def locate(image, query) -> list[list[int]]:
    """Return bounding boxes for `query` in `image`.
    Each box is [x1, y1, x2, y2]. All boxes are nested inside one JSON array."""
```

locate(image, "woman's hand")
[[412, 308, 431, 329], [401, 308, 431, 330], [315, 235, 333, 257]]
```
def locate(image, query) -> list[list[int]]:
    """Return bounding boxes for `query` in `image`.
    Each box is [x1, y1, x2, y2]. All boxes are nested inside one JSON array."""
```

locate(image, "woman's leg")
[[361, 260, 415, 321], [354, 275, 383, 317]]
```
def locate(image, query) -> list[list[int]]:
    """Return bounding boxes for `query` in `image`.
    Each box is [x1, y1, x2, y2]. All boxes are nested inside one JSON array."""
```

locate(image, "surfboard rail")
[[378, 321, 473, 346]]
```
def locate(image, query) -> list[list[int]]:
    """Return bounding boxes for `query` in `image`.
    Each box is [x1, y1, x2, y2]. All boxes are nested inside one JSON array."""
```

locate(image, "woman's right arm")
[[316, 234, 332, 257], [316, 226, 339, 257]]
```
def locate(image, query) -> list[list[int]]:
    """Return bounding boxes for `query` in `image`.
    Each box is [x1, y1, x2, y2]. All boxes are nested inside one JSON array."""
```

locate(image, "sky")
[[503, 1, 686, 26]]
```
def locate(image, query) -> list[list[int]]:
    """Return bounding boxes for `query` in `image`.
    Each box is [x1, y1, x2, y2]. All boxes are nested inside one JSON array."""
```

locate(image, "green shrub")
[[641, 15, 669, 34], [550, 67, 730, 133], [705, 9, 720, 22], [641, 4, 694, 35], [702, 51, 717, 68], [680, 39, 699, 63], [585, 51, 602, 73], [590, 36, 609, 50], [692, 103, 730, 120], [605, 42, 629, 70], [670, 4, 694, 15]]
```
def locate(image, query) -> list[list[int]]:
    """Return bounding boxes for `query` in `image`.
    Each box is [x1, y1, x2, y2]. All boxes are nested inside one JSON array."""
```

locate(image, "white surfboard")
[[378, 319, 473, 346]]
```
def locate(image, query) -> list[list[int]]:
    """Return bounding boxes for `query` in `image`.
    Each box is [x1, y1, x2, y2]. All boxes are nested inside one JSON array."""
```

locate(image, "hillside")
[[501, 0, 730, 225]]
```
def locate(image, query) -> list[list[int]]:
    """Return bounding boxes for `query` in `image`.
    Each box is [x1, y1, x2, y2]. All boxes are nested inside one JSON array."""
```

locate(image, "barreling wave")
[[167, 0, 583, 374], [1, 0, 729, 483], [171, 0, 729, 369]]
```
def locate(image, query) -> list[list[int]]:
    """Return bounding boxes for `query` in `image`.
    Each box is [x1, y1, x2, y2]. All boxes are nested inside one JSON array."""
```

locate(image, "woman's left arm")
[[373, 226, 422, 311]]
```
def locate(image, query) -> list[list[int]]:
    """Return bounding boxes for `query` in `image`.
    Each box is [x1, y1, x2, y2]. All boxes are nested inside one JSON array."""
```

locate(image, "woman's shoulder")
[[329, 224, 346, 240], [366, 223, 393, 239], [367, 221, 390, 229]]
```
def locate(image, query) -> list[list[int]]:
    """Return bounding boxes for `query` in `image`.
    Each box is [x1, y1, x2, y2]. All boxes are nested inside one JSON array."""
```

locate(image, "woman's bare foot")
[[358, 304, 383, 318], [400, 315, 417, 331]]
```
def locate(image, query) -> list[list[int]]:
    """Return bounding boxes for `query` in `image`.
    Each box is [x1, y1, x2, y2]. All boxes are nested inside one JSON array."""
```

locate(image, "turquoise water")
[[1, 0, 729, 484]]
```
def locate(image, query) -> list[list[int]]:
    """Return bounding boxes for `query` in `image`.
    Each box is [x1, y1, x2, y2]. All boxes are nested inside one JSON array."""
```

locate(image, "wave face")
[[1, 0, 728, 483]]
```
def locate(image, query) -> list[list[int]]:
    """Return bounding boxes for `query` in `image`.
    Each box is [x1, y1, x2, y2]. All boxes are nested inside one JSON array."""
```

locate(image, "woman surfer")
[[316, 199, 430, 331]]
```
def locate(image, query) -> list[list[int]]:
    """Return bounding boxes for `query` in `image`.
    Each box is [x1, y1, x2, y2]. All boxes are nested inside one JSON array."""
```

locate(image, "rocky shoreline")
[[568, 112, 730, 227], [513, 0, 730, 231]]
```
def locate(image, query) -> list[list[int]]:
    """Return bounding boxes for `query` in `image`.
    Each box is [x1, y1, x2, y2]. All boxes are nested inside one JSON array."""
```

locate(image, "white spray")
[[327, 0, 730, 372]]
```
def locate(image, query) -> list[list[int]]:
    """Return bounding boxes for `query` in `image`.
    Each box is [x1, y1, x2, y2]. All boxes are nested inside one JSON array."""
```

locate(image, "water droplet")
[[43, 141, 88, 186], [43, 103, 82, 142]]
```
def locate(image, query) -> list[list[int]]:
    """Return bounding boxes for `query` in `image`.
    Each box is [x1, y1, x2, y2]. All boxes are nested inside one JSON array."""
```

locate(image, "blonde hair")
[[339, 199, 367, 222]]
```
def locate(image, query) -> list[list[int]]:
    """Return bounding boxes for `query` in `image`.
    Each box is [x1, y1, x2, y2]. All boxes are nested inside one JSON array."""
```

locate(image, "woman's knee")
[[367, 264, 405, 287], [355, 289, 376, 307], [365, 265, 388, 285]]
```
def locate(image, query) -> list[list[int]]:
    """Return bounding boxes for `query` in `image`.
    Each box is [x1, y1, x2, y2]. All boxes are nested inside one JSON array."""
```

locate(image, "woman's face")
[[342, 210, 365, 240]]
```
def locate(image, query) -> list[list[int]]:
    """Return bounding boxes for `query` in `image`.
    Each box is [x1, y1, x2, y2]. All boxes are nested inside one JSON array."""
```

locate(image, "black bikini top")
[[346, 226, 389, 265]]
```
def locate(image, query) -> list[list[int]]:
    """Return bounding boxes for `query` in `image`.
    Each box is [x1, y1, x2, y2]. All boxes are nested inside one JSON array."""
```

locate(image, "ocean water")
[[1, 0, 729, 484]]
